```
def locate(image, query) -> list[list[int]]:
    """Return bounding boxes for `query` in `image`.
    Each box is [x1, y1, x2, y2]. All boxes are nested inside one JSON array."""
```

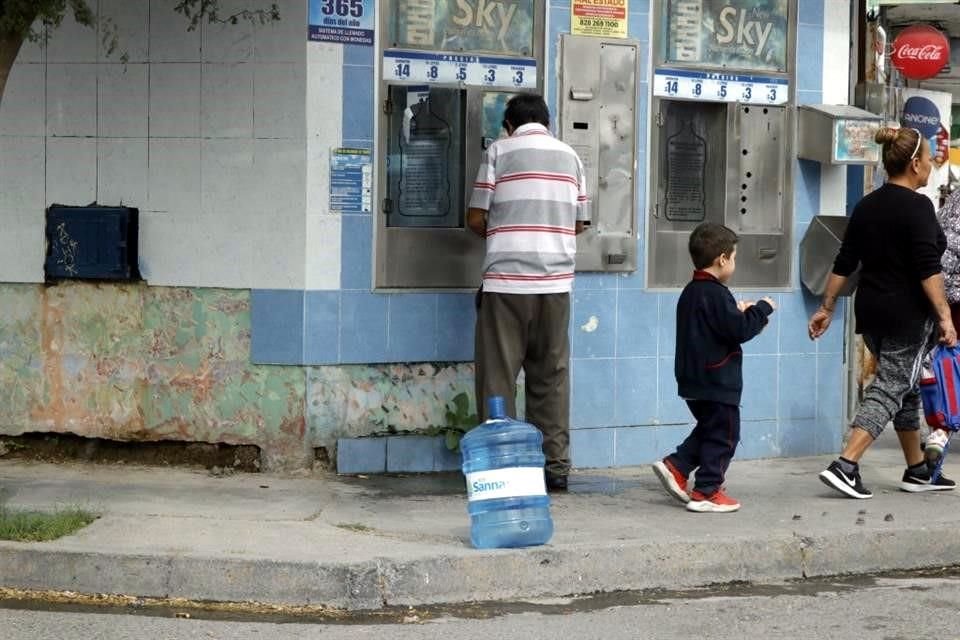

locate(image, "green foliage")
[[174, 1, 281, 31], [440, 391, 478, 452], [1, 1, 103, 47], [0, 506, 97, 542], [362, 392, 478, 452]]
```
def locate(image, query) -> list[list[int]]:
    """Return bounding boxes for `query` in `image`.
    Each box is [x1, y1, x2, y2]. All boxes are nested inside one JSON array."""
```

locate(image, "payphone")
[[374, 0, 642, 288], [648, 0, 795, 289], [375, 0, 544, 288], [649, 99, 791, 287]]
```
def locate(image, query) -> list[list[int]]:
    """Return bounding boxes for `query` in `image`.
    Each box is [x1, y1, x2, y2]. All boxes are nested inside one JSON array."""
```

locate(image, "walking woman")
[[809, 126, 957, 499]]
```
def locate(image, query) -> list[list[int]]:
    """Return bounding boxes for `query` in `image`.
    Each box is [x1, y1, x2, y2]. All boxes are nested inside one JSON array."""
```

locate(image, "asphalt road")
[[3, 572, 959, 639]]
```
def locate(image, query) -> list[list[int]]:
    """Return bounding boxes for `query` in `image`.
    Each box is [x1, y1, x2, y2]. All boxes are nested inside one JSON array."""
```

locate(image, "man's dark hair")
[[503, 94, 550, 130], [688, 222, 738, 270]]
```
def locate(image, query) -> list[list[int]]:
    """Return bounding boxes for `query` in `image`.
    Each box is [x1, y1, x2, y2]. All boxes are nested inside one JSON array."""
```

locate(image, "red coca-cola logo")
[[898, 44, 946, 60], [892, 25, 950, 79]]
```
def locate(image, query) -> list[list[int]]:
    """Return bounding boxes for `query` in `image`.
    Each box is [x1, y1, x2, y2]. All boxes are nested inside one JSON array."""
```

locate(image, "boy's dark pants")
[[667, 400, 740, 496]]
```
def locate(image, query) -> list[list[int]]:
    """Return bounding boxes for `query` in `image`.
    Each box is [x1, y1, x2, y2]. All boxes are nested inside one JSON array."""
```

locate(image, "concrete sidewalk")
[[1, 430, 959, 611]]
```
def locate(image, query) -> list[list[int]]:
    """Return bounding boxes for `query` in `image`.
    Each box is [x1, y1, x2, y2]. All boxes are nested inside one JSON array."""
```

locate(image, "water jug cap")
[[487, 396, 506, 419]]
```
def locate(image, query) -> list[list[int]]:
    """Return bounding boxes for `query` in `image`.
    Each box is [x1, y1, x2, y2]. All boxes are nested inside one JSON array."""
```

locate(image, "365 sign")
[[309, 0, 375, 45], [892, 24, 949, 80]]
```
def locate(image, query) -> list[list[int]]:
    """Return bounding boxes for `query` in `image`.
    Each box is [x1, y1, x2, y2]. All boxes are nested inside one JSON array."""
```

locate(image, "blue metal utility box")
[[44, 205, 140, 280]]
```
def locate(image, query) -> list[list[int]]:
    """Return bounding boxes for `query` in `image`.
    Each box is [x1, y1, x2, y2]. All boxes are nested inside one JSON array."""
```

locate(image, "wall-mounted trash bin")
[[800, 215, 858, 297], [797, 104, 881, 166], [44, 205, 140, 281]]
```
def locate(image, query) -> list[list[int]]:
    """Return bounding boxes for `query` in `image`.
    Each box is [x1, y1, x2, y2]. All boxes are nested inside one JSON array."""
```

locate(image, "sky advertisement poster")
[[666, 0, 788, 72], [390, 0, 535, 57], [309, 0, 375, 45]]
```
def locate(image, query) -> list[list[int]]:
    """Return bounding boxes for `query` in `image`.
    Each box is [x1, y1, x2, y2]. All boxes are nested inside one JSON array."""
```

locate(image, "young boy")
[[651, 222, 776, 513]]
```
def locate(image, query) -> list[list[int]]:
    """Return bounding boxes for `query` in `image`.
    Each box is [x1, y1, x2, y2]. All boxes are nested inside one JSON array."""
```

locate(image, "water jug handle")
[[487, 396, 507, 420]]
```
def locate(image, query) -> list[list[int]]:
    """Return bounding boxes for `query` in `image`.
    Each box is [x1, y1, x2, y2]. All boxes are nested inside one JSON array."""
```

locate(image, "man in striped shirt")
[[467, 94, 589, 491]]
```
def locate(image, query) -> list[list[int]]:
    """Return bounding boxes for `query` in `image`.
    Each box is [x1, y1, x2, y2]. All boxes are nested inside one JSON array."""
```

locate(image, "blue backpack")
[[919, 345, 960, 433], [919, 345, 960, 481]]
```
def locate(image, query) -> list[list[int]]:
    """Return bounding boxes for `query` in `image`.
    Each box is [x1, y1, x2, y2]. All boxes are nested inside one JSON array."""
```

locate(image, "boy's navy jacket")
[[675, 271, 774, 406]]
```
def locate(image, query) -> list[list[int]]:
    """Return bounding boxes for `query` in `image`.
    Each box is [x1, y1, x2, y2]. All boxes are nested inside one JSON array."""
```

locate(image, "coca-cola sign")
[[892, 25, 949, 79]]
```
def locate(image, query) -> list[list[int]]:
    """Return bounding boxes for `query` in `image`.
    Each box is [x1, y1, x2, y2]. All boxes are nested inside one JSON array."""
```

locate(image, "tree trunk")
[[0, 30, 25, 109], [0, 0, 38, 109]]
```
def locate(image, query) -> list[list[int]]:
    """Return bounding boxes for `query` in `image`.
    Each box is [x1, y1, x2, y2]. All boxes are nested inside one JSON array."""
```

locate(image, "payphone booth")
[[375, 0, 545, 288], [648, 1, 796, 289], [375, 0, 641, 288]]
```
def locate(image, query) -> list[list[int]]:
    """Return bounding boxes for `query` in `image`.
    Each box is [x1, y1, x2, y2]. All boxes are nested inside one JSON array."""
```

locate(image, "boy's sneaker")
[[686, 488, 740, 513], [924, 429, 951, 464], [900, 468, 957, 492], [819, 460, 873, 499], [652, 458, 690, 503]]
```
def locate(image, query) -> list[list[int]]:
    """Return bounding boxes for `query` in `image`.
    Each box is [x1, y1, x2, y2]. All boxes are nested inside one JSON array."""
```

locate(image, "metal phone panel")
[[648, 99, 727, 287], [724, 104, 789, 287], [728, 234, 790, 288], [727, 104, 786, 234], [559, 34, 639, 272], [379, 227, 483, 287], [559, 35, 600, 210]]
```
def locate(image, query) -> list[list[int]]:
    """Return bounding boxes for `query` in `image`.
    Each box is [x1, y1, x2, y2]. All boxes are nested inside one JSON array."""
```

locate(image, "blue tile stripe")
[[251, 290, 476, 365]]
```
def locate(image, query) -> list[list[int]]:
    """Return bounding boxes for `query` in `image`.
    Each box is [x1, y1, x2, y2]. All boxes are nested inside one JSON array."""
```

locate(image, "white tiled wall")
[[305, 42, 344, 290], [0, 0, 310, 288], [819, 0, 851, 216]]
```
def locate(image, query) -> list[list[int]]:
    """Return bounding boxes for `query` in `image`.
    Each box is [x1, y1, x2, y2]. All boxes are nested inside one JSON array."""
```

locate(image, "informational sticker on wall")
[[309, 0, 375, 45], [330, 148, 372, 214], [571, 0, 627, 38], [383, 50, 537, 89], [653, 68, 788, 105], [832, 120, 880, 164]]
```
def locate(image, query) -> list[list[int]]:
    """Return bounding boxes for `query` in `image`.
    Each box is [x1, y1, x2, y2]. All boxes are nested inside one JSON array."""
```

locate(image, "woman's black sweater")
[[833, 183, 945, 337]]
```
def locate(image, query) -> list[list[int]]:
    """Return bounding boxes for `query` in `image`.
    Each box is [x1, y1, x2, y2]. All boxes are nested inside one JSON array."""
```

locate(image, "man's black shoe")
[[546, 473, 568, 492]]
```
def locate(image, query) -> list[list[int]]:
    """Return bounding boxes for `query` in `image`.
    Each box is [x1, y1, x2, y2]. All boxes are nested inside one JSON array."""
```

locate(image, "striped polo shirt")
[[469, 123, 589, 294]]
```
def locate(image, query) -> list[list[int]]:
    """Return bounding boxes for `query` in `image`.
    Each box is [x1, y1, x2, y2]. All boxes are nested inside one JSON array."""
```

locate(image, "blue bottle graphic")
[[460, 396, 554, 549]]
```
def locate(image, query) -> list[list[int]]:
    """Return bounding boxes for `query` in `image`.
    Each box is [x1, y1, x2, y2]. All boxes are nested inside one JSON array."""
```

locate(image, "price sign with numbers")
[[309, 0, 375, 45], [653, 69, 788, 106], [383, 50, 537, 89]]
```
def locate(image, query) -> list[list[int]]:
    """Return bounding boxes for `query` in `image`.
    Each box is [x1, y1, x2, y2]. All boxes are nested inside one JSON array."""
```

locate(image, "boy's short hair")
[[688, 222, 738, 270]]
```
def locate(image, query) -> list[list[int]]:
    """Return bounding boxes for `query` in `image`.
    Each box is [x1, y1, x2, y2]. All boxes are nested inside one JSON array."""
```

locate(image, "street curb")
[[3, 526, 959, 609]]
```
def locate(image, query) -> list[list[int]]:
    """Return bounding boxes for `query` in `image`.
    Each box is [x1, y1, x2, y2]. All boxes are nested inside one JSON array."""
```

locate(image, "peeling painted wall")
[[0, 282, 498, 469], [0, 283, 307, 469], [307, 363, 477, 452]]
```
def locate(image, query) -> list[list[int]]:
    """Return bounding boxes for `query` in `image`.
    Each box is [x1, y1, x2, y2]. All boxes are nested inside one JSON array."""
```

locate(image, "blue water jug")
[[460, 396, 553, 549]]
